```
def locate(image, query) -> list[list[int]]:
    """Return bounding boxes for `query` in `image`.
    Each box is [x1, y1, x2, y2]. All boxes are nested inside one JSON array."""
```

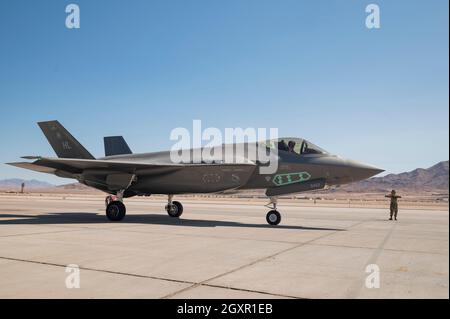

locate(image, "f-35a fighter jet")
[[7, 121, 383, 225]]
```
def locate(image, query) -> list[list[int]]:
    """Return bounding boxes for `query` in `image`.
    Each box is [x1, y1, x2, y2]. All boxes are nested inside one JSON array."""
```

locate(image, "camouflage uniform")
[[385, 192, 401, 220]]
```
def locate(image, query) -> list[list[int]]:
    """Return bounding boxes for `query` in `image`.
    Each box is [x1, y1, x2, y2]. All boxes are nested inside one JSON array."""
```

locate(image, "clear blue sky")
[[0, 0, 448, 184]]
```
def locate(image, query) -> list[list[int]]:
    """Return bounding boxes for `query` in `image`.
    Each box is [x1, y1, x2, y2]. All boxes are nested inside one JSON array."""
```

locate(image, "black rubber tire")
[[266, 210, 281, 225], [106, 201, 126, 221], [166, 200, 183, 217]]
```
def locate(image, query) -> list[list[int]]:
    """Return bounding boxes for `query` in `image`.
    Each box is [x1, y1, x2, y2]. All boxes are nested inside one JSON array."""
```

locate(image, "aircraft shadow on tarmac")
[[0, 212, 343, 231]]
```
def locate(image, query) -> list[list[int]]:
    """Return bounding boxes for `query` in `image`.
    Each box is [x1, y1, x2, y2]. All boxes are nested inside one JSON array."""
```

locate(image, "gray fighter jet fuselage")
[[8, 121, 383, 225]]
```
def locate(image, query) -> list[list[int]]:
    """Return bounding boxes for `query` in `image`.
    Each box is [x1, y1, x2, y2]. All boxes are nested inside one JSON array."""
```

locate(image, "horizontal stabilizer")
[[6, 162, 57, 174]]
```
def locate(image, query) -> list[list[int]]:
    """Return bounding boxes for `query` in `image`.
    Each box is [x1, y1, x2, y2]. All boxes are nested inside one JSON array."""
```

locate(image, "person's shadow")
[[0, 212, 343, 231]]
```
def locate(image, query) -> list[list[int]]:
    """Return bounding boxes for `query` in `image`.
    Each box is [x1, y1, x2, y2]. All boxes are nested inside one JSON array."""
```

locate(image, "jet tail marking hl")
[[38, 121, 95, 159]]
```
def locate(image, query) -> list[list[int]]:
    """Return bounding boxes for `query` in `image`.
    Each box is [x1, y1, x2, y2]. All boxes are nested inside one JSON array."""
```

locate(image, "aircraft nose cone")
[[346, 161, 384, 181]]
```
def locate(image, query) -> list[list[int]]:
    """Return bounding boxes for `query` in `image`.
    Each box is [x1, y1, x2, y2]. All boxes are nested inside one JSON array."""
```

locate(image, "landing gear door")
[[106, 173, 136, 191], [266, 178, 326, 197]]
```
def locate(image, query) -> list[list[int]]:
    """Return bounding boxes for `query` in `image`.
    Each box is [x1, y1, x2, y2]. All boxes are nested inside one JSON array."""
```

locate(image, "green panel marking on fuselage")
[[272, 171, 311, 186]]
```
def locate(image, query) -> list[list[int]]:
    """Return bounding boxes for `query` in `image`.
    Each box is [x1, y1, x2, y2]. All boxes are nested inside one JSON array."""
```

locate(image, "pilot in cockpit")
[[278, 140, 289, 151], [288, 140, 296, 153]]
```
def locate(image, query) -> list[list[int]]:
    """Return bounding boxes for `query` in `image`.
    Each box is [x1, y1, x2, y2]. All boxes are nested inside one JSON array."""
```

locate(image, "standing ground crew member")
[[385, 190, 401, 220]]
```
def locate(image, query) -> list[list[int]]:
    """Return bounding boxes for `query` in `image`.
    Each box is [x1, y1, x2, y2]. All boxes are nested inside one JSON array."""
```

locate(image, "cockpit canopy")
[[261, 137, 328, 156]]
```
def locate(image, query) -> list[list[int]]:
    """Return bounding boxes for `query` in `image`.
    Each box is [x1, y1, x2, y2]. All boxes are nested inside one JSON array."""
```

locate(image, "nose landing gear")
[[265, 196, 281, 225], [266, 210, 281, 225]]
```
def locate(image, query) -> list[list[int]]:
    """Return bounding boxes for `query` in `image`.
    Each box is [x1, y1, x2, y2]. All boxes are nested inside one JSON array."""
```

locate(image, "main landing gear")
[[104, 192, 277, 225], [105, 191, 126, 221], [105, 193, 184, 221], [165, 195, 183, 218], [265, 196, 281, 225]]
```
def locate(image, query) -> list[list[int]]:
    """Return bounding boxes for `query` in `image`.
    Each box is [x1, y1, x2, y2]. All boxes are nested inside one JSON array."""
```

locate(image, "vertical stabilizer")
[[37, 121, 95, 159]]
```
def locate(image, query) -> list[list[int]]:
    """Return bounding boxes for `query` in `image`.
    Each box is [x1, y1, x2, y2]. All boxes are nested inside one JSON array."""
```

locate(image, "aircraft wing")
[[7, 157, 255, 173], [7, 157, 170, 174], [7, 157, 256, 187]]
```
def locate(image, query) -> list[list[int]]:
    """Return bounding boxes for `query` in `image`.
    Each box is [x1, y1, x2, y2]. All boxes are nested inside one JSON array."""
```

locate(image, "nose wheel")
[[266, 210, 281, 225], [265, 196, 281, 225]]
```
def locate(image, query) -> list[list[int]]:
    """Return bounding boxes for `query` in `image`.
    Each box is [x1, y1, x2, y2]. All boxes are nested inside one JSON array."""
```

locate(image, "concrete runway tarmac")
[[0, 194, 448, 298]]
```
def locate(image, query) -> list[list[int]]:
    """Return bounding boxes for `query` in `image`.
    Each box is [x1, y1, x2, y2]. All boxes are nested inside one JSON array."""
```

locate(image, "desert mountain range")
[[341, 161, 448, 193]]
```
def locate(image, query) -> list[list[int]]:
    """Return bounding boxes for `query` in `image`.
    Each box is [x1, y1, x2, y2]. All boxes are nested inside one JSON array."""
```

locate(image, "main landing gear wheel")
[[266, 210, 281, 225], [106, 201, 126, 221], [166, 201, 183, 218]]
